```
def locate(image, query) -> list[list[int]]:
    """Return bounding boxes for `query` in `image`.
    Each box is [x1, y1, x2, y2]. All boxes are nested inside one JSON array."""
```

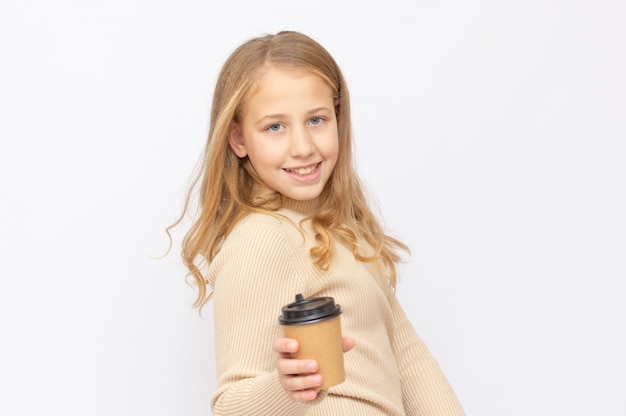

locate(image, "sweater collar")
[[282, 197, 321, 215], [251, 181, 321, 215]]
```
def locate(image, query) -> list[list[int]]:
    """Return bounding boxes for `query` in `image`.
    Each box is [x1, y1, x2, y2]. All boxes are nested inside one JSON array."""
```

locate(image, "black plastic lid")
[[278, 293, 342, 325]]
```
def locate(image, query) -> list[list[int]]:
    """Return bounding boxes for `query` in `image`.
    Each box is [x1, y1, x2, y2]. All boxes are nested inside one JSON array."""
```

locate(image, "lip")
[[283, 162, 322, 182]]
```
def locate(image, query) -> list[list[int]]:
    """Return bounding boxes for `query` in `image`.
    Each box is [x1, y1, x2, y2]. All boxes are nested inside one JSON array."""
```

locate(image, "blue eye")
[[268, 123, 282, 132], [310, 117, 323, 125]]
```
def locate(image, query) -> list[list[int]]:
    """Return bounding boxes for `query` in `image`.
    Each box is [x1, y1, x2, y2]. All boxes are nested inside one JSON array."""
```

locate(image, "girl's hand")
[[272, 337, 355, 402]]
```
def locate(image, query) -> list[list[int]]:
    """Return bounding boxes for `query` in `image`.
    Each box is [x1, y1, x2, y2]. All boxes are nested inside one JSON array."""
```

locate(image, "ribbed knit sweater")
[[207, 198, 465, 415]]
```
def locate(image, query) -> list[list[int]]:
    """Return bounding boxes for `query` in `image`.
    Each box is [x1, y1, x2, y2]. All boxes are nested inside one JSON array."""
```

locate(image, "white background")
[[1, 1, 625, 415]]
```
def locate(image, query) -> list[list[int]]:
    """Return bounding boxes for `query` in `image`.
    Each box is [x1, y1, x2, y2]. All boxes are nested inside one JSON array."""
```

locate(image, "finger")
[[272, 338, 299, 355], [282, 374, 323, 392], [287, 387, 320, 402], [276, 358, 318, 377], [281, 372, 323, 392], [342, 336, 355, 353]]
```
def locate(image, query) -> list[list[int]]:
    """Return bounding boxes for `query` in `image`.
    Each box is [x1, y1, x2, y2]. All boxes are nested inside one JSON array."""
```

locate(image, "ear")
[[228, 122, 248, 158]]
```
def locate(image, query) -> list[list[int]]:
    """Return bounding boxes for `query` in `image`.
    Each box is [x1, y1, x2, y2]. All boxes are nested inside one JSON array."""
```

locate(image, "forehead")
[[247, 65, 333, 98], [240, 67, 334, 115]]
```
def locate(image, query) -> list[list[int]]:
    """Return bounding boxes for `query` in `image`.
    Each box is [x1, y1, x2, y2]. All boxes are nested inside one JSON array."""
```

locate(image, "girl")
[[173, 31, 464, 415]]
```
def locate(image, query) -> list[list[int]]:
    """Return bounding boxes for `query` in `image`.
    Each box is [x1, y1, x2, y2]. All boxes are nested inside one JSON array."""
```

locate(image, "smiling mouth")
[[284, 163, 319, 175]]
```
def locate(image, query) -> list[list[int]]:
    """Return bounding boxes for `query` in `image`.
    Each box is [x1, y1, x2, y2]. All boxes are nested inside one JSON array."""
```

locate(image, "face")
[[229, 67, 339, 201]]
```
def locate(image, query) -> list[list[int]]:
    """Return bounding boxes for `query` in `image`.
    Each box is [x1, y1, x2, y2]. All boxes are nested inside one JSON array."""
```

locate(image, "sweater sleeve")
[[388, 294, 465, 416], [208, 220, 320, 416]]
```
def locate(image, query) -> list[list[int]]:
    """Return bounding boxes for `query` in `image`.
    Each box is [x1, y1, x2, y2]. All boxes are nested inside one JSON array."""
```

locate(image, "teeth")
[[288, 165, 316, 175]]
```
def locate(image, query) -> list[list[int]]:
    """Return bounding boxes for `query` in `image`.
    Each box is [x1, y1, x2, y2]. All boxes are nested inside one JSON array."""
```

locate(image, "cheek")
[[247, 141, 281, 166], [325, 135, 340, 162]]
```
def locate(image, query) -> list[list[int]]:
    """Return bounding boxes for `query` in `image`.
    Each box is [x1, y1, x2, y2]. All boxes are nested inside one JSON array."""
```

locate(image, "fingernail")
[[311, 374, 322, 385], [306, 361, 317, 372], [287, 342, 297, 352]]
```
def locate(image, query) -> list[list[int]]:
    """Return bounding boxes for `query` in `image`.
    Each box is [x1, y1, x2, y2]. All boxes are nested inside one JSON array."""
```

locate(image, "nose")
[[289, 126, 315, 157]]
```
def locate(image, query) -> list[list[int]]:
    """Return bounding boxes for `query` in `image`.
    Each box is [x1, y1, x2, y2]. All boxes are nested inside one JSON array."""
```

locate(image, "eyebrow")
[[255, 107, 333, 126]]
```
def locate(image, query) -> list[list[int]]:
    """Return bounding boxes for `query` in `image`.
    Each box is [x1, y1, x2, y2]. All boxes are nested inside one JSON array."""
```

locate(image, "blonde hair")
[[169, 31, 408, 308]]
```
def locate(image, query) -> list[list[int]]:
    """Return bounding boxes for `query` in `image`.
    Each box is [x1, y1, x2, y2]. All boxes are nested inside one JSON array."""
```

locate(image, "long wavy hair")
[[169, 31, 408, 308]]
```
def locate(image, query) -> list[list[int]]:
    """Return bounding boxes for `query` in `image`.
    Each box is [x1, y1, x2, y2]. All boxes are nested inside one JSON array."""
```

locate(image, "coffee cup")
[[278, 293, 345, 389]]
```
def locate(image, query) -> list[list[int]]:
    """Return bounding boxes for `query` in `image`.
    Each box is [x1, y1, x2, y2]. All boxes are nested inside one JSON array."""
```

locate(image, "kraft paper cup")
[[278, 294, 345, 389]]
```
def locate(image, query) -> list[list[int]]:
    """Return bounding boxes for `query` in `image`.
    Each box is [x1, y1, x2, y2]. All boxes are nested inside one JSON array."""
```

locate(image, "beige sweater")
[[207, 199, 465, 415]]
